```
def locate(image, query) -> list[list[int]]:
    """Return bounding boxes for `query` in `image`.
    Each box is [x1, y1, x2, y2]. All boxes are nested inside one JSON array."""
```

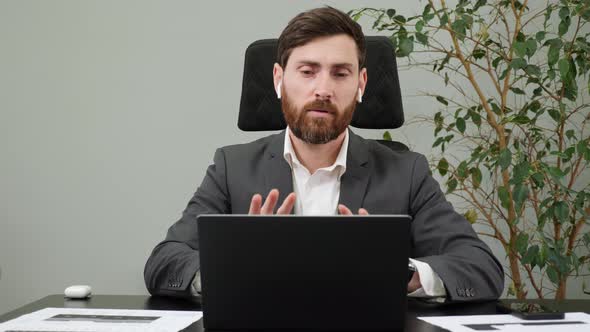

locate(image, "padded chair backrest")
[[238, 36, 408, 151]]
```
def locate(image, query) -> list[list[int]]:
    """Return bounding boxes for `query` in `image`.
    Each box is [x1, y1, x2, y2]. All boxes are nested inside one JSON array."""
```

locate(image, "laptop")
[[197, 214, 412, 331]]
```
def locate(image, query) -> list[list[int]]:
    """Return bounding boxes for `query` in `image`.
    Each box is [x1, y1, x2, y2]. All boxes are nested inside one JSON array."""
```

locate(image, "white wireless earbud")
[[357, 88, 363, 103], [276, 81, 282, 99]]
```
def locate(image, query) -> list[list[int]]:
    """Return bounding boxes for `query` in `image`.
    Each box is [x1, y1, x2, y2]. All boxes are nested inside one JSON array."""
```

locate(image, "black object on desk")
[[197, 215, 411, 331], [497, 300, 565, 320]]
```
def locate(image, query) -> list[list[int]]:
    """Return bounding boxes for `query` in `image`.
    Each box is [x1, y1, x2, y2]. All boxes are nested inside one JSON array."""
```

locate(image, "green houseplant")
[[351, 0, 590, 299]]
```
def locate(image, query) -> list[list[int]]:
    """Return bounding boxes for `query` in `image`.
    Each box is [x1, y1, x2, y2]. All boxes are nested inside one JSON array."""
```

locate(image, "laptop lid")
[[197, 215, 411, 331]]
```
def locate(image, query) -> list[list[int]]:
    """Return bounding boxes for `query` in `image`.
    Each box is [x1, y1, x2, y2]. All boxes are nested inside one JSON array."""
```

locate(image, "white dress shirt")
[[192, 128, 446, 299], [283, 127, 348, 215]]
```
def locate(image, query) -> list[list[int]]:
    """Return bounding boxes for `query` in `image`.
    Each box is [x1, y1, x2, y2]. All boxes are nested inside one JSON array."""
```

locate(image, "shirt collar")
[[283, 127, 349, 175]]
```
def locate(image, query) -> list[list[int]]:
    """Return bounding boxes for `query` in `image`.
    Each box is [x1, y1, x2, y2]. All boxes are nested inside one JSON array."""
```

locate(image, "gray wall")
[[0, 0, 586, 315]]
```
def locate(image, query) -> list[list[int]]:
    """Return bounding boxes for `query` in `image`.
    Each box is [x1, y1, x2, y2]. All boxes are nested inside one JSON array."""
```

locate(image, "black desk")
[[1, 295, 590, 331]]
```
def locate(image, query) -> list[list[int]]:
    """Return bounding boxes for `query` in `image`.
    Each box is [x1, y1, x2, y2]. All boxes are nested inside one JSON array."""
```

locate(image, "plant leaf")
[[382, 131, 392, 141], [522, 245, 539, 266], [386, 9, 396, 19], [451, 19, 466, 40], [456, 118, 466, 133], [511, 160, 530, 184], [513, 184, 529, 214], [456, 161, 468, 179], [464, 209, 478, 224], [446, 178, 458, 194], [512, 115, 530, 124], [525, 38, 537, 58], [559, 15, 571, 36], [436, 96, 449, 106], [510, 87, 526, 95], [440, 13, 449, 26], [548, 166, 565, 179], [547, 265, 560, 284], [516, 233, 529, 256], [416, 20, 424, 32], [558, 58, 570, 79], [398, 36, 414, 57], [548, 39, 563, 66], [498, 148, 512, 171], [470, 167, 482, 189], [524, 64, 541, 77], [513, 41, 527, 58], [553, 201, 569, 223], [548, 108, 561, 122], [416, 32, 428, 45], [437, 158, 449, 176], [498, 186, 510, 209], [559, 7, 570, 20], [510, 57, 527, 69]]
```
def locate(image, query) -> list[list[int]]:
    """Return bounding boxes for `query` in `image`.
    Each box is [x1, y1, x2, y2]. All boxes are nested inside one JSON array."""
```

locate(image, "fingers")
[[277, 192, 296, 215], [338, 204, 370, 215], [260, 189, 279, 214], [407, 271, 422, 293], [248, 194, 262, 214], [338, 204, 353, 215], [250, 190, 296, 215], [254, 195, 369, 216]]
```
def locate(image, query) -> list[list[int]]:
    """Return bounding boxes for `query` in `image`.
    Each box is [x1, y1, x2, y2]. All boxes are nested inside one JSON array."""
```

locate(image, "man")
[[144, 7, 504, 302]]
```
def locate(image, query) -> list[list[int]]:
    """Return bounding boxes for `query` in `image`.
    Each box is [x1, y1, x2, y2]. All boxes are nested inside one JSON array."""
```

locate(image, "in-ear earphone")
[[276, 81, 282, 99], [357, 88, 363, 103]]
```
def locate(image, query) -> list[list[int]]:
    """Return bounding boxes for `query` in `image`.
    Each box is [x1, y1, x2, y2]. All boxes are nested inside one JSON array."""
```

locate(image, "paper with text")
[[419, 312, 590, 332], [0, 307, 202, 332]]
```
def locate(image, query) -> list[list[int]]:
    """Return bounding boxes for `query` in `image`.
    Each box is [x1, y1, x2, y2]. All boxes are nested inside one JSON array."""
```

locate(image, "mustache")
[[304, 100, 338, 113]]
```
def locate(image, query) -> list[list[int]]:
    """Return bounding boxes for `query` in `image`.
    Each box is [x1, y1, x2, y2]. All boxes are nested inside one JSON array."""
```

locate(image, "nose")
[[314, 72, 334, 101]]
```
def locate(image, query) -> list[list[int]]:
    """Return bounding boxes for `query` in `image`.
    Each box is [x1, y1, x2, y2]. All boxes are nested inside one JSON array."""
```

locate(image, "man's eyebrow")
[[332, 63, 354, 70], [295, 60, 321, 67], [295, 61, 354, 69]]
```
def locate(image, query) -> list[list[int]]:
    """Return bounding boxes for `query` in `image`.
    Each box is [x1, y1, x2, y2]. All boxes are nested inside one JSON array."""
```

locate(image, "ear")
[[357, 67, 368, 102], [273, 63, 283, 99]]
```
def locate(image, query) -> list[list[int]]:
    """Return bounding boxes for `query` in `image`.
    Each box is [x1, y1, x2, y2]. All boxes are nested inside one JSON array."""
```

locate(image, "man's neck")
[[288, 129, 347, 174]]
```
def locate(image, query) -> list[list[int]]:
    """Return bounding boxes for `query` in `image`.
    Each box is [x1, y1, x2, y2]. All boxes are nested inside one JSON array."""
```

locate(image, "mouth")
[[307, 109, 333, 115]]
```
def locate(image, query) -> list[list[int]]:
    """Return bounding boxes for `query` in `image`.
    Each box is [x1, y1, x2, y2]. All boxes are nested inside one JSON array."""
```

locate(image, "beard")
[[281, 88, 356, 145]]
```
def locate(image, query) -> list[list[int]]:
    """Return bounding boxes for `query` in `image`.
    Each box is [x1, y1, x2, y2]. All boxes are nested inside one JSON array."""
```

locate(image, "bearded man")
[[144, 6, 504, 303]]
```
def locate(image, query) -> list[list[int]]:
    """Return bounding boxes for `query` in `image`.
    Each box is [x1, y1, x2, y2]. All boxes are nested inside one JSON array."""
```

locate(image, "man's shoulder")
[[355, 134, 424, 164], [218, 131, 283, 157]]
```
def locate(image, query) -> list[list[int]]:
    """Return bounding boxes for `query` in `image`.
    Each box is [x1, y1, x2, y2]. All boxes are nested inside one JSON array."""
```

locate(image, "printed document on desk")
[[0, 307, 203, 332], [419, 312, 590, 332]]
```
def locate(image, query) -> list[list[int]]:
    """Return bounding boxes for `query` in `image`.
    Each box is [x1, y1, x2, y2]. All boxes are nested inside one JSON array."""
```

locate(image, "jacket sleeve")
[[144, 148, 231, 297], [408, 154, 504, 302]]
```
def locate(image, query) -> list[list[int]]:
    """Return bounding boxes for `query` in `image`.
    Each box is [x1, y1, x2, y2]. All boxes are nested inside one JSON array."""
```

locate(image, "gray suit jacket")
[[144, 130, 504, 301]]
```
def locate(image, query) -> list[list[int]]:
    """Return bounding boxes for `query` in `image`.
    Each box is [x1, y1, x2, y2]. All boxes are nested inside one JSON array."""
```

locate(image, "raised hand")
[[337, 204, 369, 215], [249, 189, 297, 215]]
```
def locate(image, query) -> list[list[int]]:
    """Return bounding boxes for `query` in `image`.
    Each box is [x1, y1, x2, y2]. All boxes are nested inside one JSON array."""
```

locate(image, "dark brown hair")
[[277, 7, 366, 69]]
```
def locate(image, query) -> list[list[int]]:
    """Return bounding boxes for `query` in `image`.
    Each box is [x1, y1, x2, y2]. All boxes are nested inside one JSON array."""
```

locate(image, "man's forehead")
[[286, 34, 359, 69]]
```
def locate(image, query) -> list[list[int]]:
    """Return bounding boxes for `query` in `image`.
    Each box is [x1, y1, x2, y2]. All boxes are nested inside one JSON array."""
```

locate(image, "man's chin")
[[292, 127, 342, 145]]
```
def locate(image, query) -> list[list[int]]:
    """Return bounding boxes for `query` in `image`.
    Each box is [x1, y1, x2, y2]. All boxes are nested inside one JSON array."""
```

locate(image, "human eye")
[[333, 70, 350, 78], [299, 67, 315, 77]]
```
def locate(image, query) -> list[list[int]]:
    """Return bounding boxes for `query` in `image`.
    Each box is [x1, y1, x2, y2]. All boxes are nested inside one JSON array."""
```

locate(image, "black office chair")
[[238, 36, 408, 152]]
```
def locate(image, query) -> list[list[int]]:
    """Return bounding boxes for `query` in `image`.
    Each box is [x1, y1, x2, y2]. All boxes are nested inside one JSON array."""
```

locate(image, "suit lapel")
[[263, 131, 294, 213], [338, 130, 370, 213]]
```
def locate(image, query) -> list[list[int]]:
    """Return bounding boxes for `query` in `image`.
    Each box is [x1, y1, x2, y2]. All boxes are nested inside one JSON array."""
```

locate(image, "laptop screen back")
[[197, 215, 411, 331]]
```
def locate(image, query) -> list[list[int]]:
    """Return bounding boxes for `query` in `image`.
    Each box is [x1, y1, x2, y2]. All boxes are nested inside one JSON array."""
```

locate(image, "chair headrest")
[[238, 36, 404, 131]]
